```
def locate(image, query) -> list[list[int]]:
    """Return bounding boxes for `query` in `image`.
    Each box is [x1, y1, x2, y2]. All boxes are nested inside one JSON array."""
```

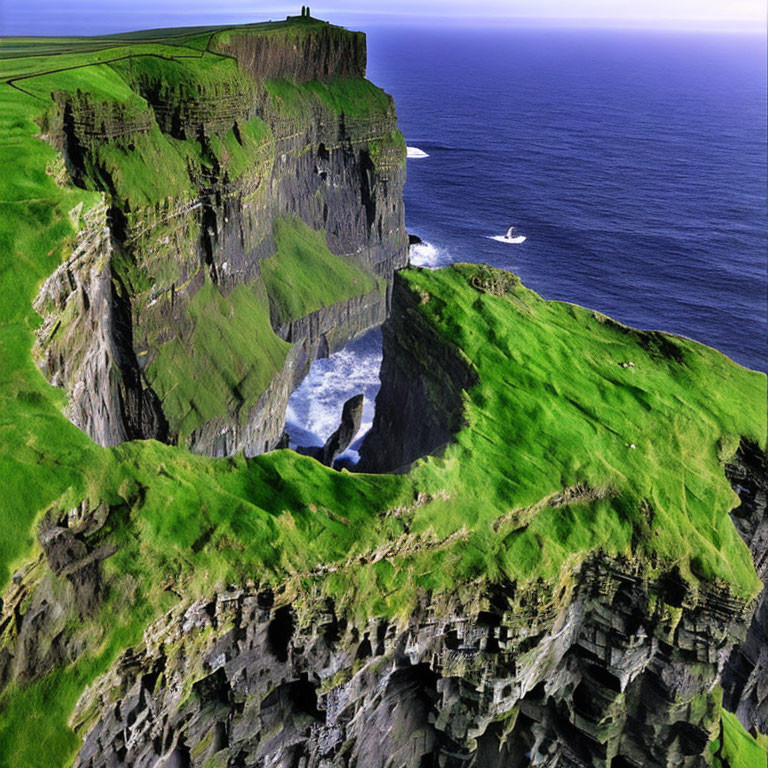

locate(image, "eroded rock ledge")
[[69, 555, 749, 768], [722, 440, 768, 734]]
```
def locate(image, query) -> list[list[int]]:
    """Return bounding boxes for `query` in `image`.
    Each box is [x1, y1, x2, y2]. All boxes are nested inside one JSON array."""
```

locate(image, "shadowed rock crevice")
[[358, 272, 478, 473], [722, 439, 768, 733]]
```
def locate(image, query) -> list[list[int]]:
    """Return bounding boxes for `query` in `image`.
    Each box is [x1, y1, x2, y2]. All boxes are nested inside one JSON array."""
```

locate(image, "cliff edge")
[[25, 17, 407, 457], [0, 20, 766, 768]]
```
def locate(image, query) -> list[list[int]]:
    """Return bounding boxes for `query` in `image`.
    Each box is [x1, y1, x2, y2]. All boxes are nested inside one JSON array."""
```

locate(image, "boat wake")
[[489, 234, 527, 244]]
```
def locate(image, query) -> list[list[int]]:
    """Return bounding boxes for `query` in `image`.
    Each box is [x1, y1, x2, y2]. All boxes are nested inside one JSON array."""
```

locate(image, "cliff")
[[0, 21, 766, 768], [1, 242, 766, 765], [64, 557, 753, 768], [29, 18, 407, 456], [722, 442, 768, 735]]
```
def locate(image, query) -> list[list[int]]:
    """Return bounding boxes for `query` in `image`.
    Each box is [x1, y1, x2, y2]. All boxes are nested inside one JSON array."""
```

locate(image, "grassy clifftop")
[[0, 17, 405, 451], [395, 265, 765, 597], [0, 21, 765, 768], [0, 253, 765, 764]]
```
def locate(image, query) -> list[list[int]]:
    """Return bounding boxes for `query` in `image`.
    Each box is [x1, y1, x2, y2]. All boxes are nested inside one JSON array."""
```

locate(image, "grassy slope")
[[265, 76, 393, 119], [145, 281, 291, 439], [1, 255, 765, 765], [262, 216, 378, 326], [400, 265, 766, 597], [0, 25, 765, 768], [716, 710, 768, 768], [0, 84, 110, 586]]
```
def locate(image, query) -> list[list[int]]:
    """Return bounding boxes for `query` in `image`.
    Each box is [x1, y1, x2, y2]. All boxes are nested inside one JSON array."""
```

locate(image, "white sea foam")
[[406, 146, 429, 158], [409, 240, 450, 268], [285, 331, 383, 461], [489, 234, 527, 244]]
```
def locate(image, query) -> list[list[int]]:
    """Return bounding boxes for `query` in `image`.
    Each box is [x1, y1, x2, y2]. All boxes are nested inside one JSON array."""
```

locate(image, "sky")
[[0, 0, 765, 36]]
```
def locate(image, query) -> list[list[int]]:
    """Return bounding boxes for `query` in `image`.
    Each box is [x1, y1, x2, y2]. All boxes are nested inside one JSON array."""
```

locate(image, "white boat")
[[490, 226, 527, 244]]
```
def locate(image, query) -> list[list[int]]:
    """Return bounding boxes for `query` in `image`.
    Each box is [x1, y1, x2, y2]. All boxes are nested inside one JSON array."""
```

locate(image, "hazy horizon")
[[1, 0, 765, 37]]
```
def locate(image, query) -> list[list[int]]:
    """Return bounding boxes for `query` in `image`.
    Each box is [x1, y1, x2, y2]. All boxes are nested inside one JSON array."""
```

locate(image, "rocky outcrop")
[[722, 440, 768, 733], [320, 393, 364, 465], [219, 22, 367, 82], [68, 554, 751, 768], [32, 201, 168, 445], [358, 271, 478, 473], [0, 500, 113, 688]]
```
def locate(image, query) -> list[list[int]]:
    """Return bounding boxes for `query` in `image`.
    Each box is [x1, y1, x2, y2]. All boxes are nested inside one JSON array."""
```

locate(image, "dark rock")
[[69, 554, 752, 768], [358, 272, 477, 473], [408, 233, 423, 245], [319, 394, 364, 467], [218, 24, 367, 83], [722, 439, 768, 733]]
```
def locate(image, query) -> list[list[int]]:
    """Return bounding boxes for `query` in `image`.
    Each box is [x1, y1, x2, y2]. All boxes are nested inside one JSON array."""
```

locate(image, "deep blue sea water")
[[286, 27, 768, 454]]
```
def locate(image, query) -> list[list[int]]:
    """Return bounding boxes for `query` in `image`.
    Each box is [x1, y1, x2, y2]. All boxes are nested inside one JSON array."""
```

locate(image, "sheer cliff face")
[[51, 540, 759, 768], [33, 24, 407, 457], [722, 442, 768, 734], [220, 24, 367, 81]]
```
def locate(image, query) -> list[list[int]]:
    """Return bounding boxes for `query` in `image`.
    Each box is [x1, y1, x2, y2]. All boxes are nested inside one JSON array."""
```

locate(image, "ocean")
[[285, 26, 768, 457]]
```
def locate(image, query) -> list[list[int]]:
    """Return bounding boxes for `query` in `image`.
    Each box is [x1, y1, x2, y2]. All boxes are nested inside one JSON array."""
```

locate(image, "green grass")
[[146, 280, 291, 439], [0, 22, 765, 768], [399, 265, 765, 597], [108, 50, 254, 102], [0, 84, 110, 587], [717, 709, 768, 768], [207, 115, 273, 180], [261, 216, 378, 325], [87, 126, 200, 208], [264, 77, 393, 119]]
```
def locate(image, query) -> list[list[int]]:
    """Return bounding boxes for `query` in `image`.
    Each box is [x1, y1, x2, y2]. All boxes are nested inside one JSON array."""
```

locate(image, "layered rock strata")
[[33, 25, 407, 457], [722, 441, 768, 733], [67, 555, 751, 768]]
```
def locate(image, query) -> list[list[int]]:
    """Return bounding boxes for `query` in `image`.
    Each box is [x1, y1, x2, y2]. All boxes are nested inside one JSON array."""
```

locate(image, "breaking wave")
[[409, 240, 451, 268], [285, 329, 383, 462]]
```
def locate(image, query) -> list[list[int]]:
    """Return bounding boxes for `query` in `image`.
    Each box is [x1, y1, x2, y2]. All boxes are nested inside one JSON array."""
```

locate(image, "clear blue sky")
[[0, 0, 764, 36]]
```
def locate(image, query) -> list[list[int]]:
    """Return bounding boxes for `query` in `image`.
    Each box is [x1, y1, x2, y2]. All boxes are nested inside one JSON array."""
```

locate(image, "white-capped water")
[[409, 240, 451, 268], [285, 328, 383, 464], [285, 242, 452, 464]]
